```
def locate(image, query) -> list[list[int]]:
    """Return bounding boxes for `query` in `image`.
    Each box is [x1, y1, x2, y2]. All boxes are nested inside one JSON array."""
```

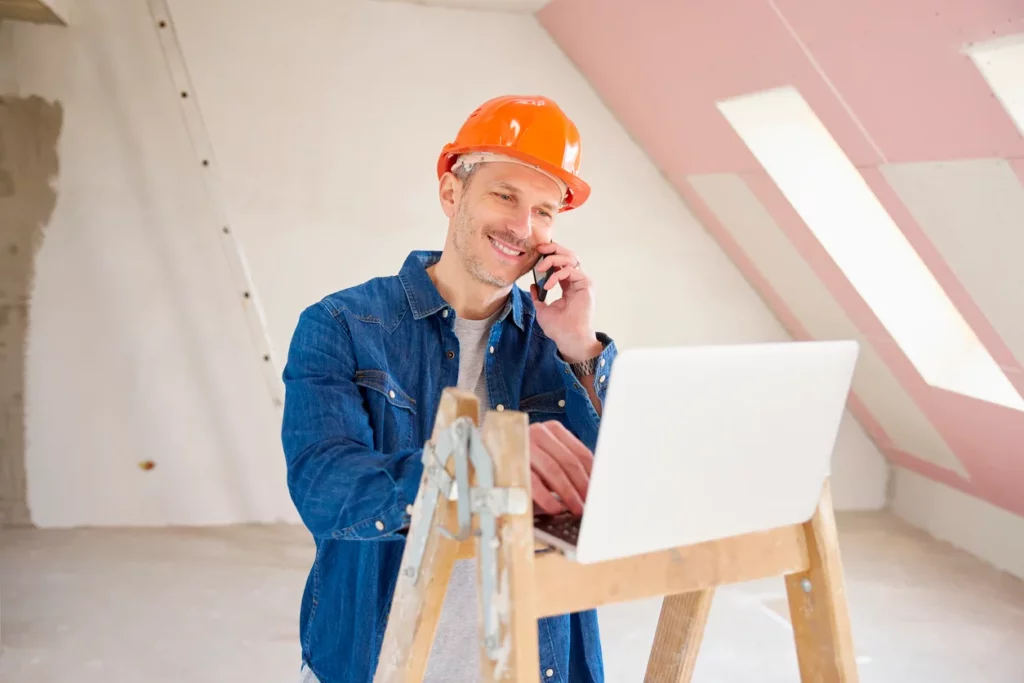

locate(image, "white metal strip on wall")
[[146, 0, 284, 408]]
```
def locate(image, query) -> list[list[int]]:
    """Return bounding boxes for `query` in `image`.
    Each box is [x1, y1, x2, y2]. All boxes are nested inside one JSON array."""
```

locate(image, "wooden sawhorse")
[[374, 388, 859, 682]]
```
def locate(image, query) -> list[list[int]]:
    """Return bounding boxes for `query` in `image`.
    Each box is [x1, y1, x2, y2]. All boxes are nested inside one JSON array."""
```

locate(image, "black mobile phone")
[[533, 262, 557, 302]]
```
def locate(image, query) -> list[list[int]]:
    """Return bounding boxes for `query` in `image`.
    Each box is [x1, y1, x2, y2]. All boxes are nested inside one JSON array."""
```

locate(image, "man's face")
[[448, 161, 563, 288]]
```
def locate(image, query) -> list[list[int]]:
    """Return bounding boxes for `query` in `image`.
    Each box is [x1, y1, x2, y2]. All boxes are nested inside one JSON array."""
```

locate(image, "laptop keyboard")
[[533, 512, 582, 546]]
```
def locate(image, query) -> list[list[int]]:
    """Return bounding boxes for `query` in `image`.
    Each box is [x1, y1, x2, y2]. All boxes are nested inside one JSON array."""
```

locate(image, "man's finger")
[[530, 444, 585, 517], [535, 252, 577, 274], [541, 420, 595, 476], [545, 264, 588, 290], [533, 423, 590, 502], [531, 471, 564, 515]]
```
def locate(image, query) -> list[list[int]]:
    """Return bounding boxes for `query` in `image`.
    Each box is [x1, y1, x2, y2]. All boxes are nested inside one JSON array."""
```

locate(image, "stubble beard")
[[452, 205, 521, 289]]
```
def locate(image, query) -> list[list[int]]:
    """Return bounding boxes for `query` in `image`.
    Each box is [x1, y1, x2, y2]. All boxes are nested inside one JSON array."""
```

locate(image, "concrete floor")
[[1, 512, 1023, 682]]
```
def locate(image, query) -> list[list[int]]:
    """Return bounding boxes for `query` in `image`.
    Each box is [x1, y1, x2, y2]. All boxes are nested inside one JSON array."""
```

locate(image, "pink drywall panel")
[[537, 0, 883, 175], [743, 170, 1024, 517], [677, 178, 994, 505], [771, 0, 1024, 162], [860, 167, 1024, 381]]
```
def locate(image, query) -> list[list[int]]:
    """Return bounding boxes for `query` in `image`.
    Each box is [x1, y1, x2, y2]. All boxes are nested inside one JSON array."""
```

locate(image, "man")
[[281, 95, 617, 683]]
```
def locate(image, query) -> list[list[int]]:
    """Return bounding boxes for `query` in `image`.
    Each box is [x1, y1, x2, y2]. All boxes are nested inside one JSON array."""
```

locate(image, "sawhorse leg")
[[476, 409, 540, 681], [374, 391, 475, 683], [784, 481, 859, 682], [374, 391, 540, 683], [644, 481, 858, 683], [645, 589, 714, 683]]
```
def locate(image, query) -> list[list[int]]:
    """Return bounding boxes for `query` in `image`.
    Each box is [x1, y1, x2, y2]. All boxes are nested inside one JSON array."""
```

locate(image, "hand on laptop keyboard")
[[529, 420, 594, 517]]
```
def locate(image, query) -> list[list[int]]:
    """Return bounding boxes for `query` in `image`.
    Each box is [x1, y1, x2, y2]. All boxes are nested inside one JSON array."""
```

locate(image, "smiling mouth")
[[488, 236, 526, 260]]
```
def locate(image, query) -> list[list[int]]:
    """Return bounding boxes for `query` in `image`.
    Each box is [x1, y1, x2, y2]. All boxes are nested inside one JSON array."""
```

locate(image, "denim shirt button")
[[544, 668, 554, 678], [374, 520, 385, 531]]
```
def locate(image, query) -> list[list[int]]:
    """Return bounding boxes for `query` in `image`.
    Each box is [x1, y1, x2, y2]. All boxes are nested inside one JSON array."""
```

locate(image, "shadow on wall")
[[0, 95, 62, 527]]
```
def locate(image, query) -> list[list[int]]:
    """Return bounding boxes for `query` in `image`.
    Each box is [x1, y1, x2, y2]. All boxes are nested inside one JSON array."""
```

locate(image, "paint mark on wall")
[[0, 94, 62, 527]]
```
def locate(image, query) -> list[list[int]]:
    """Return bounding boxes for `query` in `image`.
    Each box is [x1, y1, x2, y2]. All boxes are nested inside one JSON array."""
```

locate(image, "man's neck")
[[428, 253, 510, 321]]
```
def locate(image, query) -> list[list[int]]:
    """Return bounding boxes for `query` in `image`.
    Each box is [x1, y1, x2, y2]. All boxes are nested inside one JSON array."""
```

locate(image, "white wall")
[[891, 467, 1024, 581], [8, 0, 888, 527]]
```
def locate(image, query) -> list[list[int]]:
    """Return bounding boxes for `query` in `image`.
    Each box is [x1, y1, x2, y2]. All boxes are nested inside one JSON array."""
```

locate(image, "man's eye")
[[495, 193, 512, 201]]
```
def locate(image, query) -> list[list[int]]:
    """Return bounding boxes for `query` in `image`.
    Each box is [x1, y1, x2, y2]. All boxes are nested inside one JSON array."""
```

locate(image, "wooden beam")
[[645, 589, 715, 683], [534, 523, 809, 618], [374, 390, 479, 683], [785, 481, 860, 682], [476, 409, 539, 682]]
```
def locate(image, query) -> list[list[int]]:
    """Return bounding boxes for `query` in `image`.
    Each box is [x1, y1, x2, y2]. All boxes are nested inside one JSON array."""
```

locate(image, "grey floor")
[[2, 512, 1023, 682]]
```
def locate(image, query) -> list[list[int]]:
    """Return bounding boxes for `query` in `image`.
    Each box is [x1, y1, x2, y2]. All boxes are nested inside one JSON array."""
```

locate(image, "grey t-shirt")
[[423, 309, 500, 681]]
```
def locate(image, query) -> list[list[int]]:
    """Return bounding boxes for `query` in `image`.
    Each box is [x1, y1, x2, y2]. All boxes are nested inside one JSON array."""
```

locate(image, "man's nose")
[[505, 207, 533, 240]]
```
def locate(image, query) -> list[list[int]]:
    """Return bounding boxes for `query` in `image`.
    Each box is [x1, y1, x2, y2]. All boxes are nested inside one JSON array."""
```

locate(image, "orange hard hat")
[[437, 95, 591, 211]]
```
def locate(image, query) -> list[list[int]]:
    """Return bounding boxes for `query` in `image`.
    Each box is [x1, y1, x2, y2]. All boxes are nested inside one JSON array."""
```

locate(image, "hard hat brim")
[[437, 144, 591, 212]]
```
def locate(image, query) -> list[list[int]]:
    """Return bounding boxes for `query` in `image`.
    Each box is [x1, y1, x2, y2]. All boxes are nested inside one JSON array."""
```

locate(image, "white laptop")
[[533, 339, 859, 564]]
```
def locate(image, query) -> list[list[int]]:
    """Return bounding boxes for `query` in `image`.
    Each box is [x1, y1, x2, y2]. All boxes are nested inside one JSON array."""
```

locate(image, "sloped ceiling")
[[539, 0, 1024, 517]]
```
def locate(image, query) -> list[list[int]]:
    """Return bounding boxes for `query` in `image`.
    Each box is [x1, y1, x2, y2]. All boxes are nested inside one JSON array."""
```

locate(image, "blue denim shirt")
[[281, 250, 618, 683]]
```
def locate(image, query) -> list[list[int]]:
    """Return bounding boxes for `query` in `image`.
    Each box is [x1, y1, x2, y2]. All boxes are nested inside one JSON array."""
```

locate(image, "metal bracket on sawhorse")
[[401, 416, 529, 662]]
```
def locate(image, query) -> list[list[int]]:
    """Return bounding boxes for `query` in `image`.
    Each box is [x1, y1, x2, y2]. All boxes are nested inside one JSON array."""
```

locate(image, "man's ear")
[[438, 172, 460, 219]]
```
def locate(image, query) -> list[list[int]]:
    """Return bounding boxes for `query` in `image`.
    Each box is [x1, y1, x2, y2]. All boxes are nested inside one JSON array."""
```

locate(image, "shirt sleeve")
[[280, 301, 422, 541], [553, 332, 618, 451]]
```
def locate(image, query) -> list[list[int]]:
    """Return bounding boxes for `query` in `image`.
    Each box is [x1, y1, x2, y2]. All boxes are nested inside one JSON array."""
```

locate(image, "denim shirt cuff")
[[555, 333, 616, 422], [336, 453, 423, 540]]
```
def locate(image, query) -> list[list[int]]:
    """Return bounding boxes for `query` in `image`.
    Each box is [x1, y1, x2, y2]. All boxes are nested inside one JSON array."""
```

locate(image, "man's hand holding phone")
[[530, 241, 603, 364]]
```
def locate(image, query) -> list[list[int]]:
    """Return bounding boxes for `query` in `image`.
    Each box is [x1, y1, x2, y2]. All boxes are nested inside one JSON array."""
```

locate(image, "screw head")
[[801, 578, 812, 593]]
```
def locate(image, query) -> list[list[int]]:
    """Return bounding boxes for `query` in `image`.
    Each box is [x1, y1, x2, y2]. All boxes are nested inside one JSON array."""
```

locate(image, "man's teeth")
[[490, 238, 522, 256]]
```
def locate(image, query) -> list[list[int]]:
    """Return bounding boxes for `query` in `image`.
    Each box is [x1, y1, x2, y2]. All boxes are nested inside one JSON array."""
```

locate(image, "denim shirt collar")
[[397, 250, 527, 331]]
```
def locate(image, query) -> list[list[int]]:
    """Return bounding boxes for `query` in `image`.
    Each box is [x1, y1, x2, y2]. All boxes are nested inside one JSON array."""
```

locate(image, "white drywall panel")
[[881, 159, 1024, 375], [891, 466, 1024, 581], [687, 173, 966, 480], [12, 0, 291, 526]]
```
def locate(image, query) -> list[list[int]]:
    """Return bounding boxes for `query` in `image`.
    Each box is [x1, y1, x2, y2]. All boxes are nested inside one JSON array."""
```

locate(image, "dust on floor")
[[1, 512, 1023, 682]]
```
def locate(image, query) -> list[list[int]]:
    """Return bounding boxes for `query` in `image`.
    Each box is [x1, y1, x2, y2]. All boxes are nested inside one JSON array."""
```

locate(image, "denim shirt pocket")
[[518, 387, 567, 424], [353, 368, 417, 451]]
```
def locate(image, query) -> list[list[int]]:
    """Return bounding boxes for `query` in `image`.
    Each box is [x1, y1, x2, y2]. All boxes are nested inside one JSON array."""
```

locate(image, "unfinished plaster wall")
[[0, 19, 62, 527], [0, 95, 62, 527]]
